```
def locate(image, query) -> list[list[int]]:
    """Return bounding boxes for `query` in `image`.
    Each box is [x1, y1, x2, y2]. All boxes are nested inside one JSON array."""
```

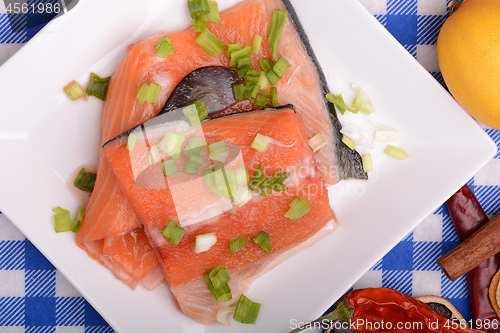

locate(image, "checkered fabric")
[[1, 0, 498, 331]]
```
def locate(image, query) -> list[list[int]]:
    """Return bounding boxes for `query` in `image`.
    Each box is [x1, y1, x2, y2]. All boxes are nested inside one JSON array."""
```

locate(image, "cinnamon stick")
[[437, 213, 500, 281]]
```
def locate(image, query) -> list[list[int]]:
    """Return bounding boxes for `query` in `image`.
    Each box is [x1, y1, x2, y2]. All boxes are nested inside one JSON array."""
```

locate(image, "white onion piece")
[[193, 233, 217, 253], [232, 186, 250, 206], [351, 83, 375, 115], [148, 146, 162, 165], [217, 306, 236, 326], [375, 128, 399, 142], [308, 133, 327, 152], [340, 129, 376, 149]]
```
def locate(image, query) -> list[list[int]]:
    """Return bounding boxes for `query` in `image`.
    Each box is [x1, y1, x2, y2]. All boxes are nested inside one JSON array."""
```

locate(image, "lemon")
[[437, 0, 500, 129]]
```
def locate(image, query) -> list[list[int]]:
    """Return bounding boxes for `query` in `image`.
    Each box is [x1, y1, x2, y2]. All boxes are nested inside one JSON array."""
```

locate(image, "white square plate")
[[0, 0, 496, 332]]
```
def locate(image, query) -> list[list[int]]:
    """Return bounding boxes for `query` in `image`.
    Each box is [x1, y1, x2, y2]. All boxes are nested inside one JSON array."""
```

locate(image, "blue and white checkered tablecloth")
[[2, 0, 500, 331]]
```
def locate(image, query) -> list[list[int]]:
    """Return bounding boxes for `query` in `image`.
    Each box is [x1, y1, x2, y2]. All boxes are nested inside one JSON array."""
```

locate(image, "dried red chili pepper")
[[289, 288, 486, 333], [446, 184, 500, 332]]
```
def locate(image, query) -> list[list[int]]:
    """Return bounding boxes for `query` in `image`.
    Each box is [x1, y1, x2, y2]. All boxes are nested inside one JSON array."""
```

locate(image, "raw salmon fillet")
[[77, 0, 364, 293], [103, 109, 338, 322]]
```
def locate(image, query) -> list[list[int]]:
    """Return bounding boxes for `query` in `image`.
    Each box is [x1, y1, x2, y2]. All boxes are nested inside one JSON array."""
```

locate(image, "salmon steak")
[[76, 0, 366, 322]]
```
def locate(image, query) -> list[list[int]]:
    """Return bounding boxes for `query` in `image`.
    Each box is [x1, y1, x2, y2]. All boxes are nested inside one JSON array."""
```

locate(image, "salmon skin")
[[103, 108, 338, 322], [77, 0, 366, 297]]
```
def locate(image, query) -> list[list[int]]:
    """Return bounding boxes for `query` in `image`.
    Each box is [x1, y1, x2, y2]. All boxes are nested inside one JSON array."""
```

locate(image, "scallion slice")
[[237, 57, 252, 69], [308, 133, 327, 152], [53, 207, 72, 233], [251, 231, 271, 254], [341, 134, 356, 150], [185, 155, 204, 175], [233, 294, 261, 324], [245, 75, 259, 83], [162, 159, 179, 176], [258, 58, 274, 72], [230, 46, 252, 67], [247, 84, 261, 101], [236, 168, 249, 187], [187, 0, 210, 19], [251, 133, 270, 153], [252, 34, 263, 54], [209, 185, 231, 199], [184, 136, 207, 156], [149, 146, 162, 165], [206, 0, 221, 24], [193, 233, 217, 253], [196, 28, 226, 56], [362, 154, 374, 172], [154, 35, 176, 58], [63, 80, 86, 100], [136, 82, 161, 105], [272, 56, 291, 78], [204, 166, 216, 187], [126, 133, 137, 151], [266, 70, 280, 86], [74, 168, 96, 192], [255, 93, 270, 107], [72, 207, 84, 232], [192, 16, 207, 32], [284, 197, 312, 221], [325, 93, 358, 115], [162, 220, 186, 246], [267, 9, 288, 60], [209, 141, 228, 162], [208, 264, 231, 289], [248, 164, 266, 191], [257, 71, 269, 90], [86, 73, 111, 101], [352, 83, 375, 115], [182, 100, 208, 126], [158, 132, 186, 160], [270, 86, 278, 107], [204, 273, 232, 302], [233, 83, 247, 101], [217, 307, 236, 326], [385, 145, 409, 160], [237, 66, 251, 78], [226, 43, 242, 58], [229, 235, 248, 254], [247, 69, 260, 77]]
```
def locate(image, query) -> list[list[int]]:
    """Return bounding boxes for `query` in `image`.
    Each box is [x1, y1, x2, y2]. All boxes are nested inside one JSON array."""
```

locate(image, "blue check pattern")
[[1, 0, 497, 331]]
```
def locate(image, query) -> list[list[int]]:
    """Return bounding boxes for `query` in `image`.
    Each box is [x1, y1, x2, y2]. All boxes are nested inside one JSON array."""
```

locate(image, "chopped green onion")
[[208, 264, 231, 289], [136, 82, 161, 105], [375, 128, 399, 142], [185, 155, 204, 175], [196, 28, 226, 56], [187, 0, 210, 19], [63, 80, 86, 100], [162, 159, 179, 176], [184, 136, 207, 156], [182, 100, 208, 126], [158, 132, 186, 160], [272, 56, 291, 78], [74, 168, 96, 192], [213, 167, 227, 191], [267, 9, 288, 60], [236, 168, 249, 186], [193, 233, 217, 253], [385, 145, 409, 160], [53, 207, 83, 233], [217, 307, 236, 326], [237, 66, 251, 78], [258, 58, 274, 72], [230, 46, 252, 67], [226, 43, 242, 58], [204, 165, 216, 187], [362, 154, 373, 172], [284, 197, 312, 221], [325, 93, 358, 115], [149, 146, 162, 165], [270, 86, 278, 106], [245, 75, 260, 83], [352, 84, 375, 115], [192, 16, 207, 32], [209, 185, 231, 199], [204, 273, 232, 302], [206, 0, 221, 24], [308, 133, 327, 152], [249, 164, 266, 191], [342, 134, 356, 150], [247, 84, 261, 101], [126, 133, 137, 151], [257, 71, 269, 90], [72, 207, 84, 232], [53, 207, 72, 233], [86, 73, 111, 101], [226, 170, 239, 192], [259, 171, 289, 195], [229, 235, 248, 254], [251, 231, 271, 254], [247, 69, 260, 77], [233, 294, 261, 324], [255, 93, 270, 107], [162, 220, 186, 246], [232, 186, 251, 206], [237, 57, 252, 69], [251, 133, 270, 153], [252, 34, 263, 54], [233, 83, 247, 101], [154, 35, 176, 58], [266, 70, 281, 86], [209, 141, 228, 162]]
